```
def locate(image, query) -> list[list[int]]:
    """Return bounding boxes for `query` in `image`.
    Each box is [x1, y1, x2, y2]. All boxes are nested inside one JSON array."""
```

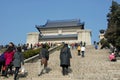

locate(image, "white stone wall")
[[78, 30, 91, 45], [27, 27, 92, 45], [26, 32, 39, 46]]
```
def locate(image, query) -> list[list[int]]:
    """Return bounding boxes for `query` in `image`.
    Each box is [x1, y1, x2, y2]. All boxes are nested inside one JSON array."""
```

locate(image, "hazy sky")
[[0, 0, 120, 45]]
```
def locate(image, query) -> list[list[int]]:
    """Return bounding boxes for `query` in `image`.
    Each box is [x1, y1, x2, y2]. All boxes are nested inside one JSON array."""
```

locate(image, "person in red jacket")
[[4, 45, 15, 77], [109, 53, 116, 62]]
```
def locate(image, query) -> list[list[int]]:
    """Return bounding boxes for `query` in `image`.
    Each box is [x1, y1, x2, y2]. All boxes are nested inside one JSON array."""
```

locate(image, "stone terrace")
[[1, 45, 120, 80]]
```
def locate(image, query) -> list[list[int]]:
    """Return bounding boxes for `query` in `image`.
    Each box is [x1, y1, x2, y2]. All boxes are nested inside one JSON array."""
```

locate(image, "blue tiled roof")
[[40, 34, 77, 39], [36, 19, 84, 30], [45, 19, 81, 27]]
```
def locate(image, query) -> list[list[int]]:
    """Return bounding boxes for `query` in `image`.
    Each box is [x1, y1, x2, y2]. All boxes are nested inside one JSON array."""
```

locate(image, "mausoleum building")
[[26, 19, 92, 45]]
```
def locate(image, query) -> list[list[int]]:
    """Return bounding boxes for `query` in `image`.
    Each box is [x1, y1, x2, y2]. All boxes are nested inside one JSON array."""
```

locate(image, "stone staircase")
[[1, 45, 120, 80]]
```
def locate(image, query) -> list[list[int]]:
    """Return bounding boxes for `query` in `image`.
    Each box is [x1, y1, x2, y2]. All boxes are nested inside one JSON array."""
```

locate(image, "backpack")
[[0, 53, 5, 61]]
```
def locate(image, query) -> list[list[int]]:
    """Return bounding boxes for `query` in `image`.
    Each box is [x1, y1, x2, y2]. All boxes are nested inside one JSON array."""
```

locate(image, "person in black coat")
[[60, 43, 72, 75]]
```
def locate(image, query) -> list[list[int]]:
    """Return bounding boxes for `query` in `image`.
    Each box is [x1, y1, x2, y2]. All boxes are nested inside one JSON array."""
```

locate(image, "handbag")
[[19, 66, 28, 77], [21, 66, 25, 74]]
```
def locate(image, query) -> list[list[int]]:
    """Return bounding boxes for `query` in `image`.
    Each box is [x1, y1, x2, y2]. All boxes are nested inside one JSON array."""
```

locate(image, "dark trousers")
[[111, 59, 117, 62], [78, 50, 81, 56], [5, 63, 13, 76], [0, 60, 5, 72], [62, 65, 68, 75], [81, 51, 85, 57], [0, 60, 5, 75], [14, 67, 20, 80]]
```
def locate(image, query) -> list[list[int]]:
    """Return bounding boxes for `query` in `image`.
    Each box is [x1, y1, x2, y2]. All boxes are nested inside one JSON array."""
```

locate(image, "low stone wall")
[[24, 45, 60, 63]]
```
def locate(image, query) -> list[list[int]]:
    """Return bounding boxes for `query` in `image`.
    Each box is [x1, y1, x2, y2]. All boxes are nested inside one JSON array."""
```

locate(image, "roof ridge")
[[47, 19, 80, 23]]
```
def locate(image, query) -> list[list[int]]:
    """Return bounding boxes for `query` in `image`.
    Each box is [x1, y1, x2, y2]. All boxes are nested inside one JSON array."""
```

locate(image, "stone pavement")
[[1, 45, 120, 80]]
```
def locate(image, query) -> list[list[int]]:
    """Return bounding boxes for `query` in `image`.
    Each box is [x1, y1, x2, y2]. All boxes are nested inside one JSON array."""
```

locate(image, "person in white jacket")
[[81, 45, 85, 57]]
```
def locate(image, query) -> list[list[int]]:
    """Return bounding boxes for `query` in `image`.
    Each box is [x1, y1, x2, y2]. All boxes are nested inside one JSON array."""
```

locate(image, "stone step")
[[2, 45, 120, 80], [28, 77, 72, 80]]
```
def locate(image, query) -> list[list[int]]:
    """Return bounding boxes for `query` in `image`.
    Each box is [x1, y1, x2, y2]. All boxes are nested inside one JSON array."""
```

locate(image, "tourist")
[[4, 45, 15, 77], [81, 45, 85, 57], [94, 41, 96, 45], [95, 42, 98, 50], [13, 47, 24, 80], [8, 42, 16, 52], [60, 43, 72, 76], [83, 42, 86, 47], [80, 41, 83, 46], [0, 53, 5, 75], [109, 53, 116, 62], [71, 43, 74, 49], [38, 44, 49, 76], [77, 44, 81, 56]]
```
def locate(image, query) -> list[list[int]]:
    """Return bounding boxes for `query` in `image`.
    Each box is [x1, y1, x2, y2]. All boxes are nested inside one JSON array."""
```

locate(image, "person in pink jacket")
[[109, 53, 116, 62], [4, 46, 15, 77]]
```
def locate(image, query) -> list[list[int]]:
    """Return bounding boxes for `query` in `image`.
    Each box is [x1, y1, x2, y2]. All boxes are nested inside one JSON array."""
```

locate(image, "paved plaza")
[[1, 45, 120, 80]]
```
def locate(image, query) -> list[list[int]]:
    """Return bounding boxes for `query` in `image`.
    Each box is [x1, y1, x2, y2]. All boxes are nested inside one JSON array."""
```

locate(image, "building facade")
[[26, 19, 92, 45]]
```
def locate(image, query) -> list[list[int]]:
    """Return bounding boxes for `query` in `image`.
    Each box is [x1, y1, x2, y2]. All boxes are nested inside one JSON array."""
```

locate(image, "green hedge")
[[23, 48, 40, 59], [23, 43, 50, 59]]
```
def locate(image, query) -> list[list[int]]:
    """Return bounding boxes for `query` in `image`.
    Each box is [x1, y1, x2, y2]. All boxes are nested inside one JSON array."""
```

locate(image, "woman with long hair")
[[4, 46, 15, 77]]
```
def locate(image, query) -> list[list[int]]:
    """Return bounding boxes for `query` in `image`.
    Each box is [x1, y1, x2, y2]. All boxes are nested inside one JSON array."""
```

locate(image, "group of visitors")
[[71, 41, 86, 50], [93, 41, 99, 50], [1, 42, 72, 78], [0, 42, 24, 80], [77, 44, 86, 57], [38, 43, 72, 76], [1, 40, 118, 79]]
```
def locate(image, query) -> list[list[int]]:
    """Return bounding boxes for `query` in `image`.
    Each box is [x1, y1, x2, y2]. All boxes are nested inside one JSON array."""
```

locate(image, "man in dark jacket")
[[38, 44, 49, 76], [60, 43, 72, 75]]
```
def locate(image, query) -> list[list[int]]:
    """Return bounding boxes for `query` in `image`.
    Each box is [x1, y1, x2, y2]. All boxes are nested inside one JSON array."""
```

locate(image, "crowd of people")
[[35, 41, 119, 77], [37, 43, 72, 76], [0, 41, 87, 79], [1, 41, 118, 79], [0, 42, 24, 80], [0, 42, 59, 79], [38, 42, 86, 76]]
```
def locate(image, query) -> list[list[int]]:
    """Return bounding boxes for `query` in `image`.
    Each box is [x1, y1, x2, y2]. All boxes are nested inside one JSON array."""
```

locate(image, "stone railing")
[[24, 45, 61, 63]]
